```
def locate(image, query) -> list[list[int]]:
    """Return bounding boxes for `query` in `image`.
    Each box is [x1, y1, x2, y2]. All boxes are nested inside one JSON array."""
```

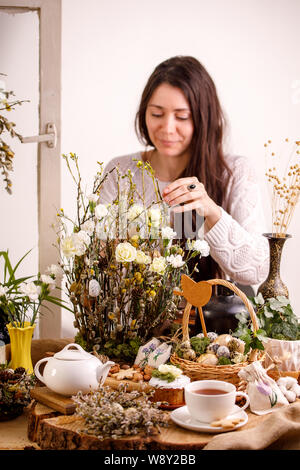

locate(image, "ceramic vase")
[[257, 233, 291, 300], [6, 322, 35, 374]]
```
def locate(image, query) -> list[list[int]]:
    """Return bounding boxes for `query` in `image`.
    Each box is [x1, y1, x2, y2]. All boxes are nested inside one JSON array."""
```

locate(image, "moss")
[[190, 336, 211, 355]]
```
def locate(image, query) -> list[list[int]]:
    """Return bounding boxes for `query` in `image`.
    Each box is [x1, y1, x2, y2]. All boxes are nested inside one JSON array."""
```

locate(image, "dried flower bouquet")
[[264, 139, 300, 236], [56, 153, 210, 361], [72, 385, 169, 440]]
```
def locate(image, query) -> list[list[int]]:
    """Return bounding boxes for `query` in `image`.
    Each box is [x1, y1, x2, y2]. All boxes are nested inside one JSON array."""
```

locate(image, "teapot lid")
[[53, 343, 94, 361]]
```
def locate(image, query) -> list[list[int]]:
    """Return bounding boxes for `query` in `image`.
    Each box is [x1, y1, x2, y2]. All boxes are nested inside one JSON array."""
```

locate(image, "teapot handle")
[[63, 343, 85, 352], [34, 357, 49, 384]]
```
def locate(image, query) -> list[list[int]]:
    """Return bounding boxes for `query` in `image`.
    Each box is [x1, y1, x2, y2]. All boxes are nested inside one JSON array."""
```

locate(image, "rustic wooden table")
[[0, 398, 264, 451]]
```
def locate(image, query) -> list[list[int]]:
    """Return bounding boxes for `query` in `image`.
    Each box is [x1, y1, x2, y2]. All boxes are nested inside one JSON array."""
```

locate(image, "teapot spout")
[[96, 361, 115, 385]]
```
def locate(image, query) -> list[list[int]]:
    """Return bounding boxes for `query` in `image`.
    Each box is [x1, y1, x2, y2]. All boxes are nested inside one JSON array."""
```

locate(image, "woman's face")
[[145, 83, 194, 160]]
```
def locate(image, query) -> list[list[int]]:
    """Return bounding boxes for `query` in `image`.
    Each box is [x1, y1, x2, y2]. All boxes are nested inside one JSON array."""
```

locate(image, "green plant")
[[0, 74, 29, 194], [234, 293, 300, 349], [57, 153, 210, 356], [0, 249, 71, 328]]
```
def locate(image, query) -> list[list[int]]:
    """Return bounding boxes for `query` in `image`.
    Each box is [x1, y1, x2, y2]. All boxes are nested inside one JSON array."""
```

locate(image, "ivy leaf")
[[235, 311, 249, 324], [275, 295, 290, 306], [254, 293, 265, 305], [255, 328, 267, 341], [263, 306, 274, 318], [251, 335, 265, 351]]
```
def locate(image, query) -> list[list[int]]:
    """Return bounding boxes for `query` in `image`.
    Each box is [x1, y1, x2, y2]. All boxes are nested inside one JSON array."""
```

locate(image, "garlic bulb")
[[228, 338, 245, 354], [183, 349, 197, 360], [277, 376, 300, 403]]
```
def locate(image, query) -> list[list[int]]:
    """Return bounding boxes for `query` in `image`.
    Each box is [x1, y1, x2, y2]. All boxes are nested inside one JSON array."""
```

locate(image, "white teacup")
[[184, 380, 250, 423]]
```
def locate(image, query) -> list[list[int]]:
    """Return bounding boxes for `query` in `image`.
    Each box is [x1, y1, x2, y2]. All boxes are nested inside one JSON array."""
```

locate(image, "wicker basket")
[[170, 277, 263, 390]]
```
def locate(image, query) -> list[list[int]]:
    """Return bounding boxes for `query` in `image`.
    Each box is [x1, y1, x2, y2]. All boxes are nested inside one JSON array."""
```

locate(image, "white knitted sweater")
[[99, 152, 269, 286]]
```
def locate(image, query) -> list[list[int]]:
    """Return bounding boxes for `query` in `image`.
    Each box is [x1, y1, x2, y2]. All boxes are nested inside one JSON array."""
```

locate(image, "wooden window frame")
[[0, 0, 62, 338]]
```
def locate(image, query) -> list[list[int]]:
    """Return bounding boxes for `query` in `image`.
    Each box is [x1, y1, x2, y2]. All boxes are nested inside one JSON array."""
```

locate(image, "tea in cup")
[[184, 380, 250, 423]]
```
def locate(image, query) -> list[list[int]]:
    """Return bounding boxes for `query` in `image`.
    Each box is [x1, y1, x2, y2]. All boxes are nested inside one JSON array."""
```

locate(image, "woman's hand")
[[162, 177, 221, 231]]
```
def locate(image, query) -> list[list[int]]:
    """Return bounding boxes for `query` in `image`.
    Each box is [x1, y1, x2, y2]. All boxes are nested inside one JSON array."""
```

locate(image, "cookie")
[[210, 417, 244, 429]]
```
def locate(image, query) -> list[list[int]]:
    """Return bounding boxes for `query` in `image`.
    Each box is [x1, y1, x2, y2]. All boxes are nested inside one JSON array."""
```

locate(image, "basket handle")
[[180, 278, 259, 342]]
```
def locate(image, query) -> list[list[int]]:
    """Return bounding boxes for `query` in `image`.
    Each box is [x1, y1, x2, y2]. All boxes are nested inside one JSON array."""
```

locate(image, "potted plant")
[[56, 153, 210, 362], [0, 249, 70, 373], [234, 292, 300, 378]]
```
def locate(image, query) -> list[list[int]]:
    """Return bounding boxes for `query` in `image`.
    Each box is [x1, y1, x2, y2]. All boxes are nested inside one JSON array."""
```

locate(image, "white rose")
[[135, 250, 151, 265], [95, 203, 108, 219], [20, 282, 41, 301], [149, 256, 166, 275], [166, 254, 185, 268], [148, 208, 161, 224], [81, 220, 95, 235], [158, 364, 182, 377], [128, 204, 145, 222], [115, 242, 137, 263], [77, 230, 91, 246], [193, 239, 210, 257], [161, 226, 177, 239]]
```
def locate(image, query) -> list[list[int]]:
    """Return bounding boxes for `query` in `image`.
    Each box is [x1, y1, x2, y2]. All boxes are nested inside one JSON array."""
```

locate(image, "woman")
[[99, 55, 269, 287]]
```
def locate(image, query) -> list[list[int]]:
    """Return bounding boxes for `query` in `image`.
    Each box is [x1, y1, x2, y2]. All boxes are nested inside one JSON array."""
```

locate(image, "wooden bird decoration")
[[174, 274, 213, 338]]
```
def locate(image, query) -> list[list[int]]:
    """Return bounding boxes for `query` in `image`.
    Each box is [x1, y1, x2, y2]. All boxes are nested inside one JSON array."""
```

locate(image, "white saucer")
[[170, 405, 248, 433]]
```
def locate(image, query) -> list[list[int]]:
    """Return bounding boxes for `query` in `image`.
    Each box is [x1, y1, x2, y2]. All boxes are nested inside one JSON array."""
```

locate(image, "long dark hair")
[[135, 56, 232, 280]]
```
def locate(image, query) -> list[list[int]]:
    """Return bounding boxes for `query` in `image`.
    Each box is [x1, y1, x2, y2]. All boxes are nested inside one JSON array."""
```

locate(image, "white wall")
[[0, 10, 39, 294], [61, 0, 300, 335]]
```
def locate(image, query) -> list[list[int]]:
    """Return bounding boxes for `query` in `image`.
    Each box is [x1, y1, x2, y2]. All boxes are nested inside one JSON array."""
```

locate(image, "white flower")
[[166, 254, 185, 268], [20, 282, 41, 301], [135, 250, 151, 265], [41, 274, 56, 290], [77, 230, 91, 246], [61, 235, 77, 258], [95, 204, 108, 219], [161, 226, 177, 239], [61, 234, 86, 258], [148, 207, 161, 224], [89, 279, 101, 297], [149, 256, 166, 275], [46, 264, 63, 278], [192, 239, 210, 257], [0, 285, 8, 298], [87, 193, 99, 203], [158, 364, 182, 377], [115, 242, 137, 263], [128, 204, 145, 222], [81, 220, 95, 236]]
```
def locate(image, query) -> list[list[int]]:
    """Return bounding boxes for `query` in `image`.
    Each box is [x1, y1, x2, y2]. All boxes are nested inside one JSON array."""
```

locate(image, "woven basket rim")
[[170, 351, 265, 372]]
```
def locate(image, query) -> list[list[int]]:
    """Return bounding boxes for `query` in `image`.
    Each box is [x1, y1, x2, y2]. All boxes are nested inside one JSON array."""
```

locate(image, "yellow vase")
[[6, 322, 35, 374]]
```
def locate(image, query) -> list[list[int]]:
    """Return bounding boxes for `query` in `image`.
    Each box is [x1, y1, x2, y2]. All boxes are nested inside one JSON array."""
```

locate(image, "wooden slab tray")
[[30, 387, 76, 415], [35, 410, 262, 450], [30, 379, 153, 415]]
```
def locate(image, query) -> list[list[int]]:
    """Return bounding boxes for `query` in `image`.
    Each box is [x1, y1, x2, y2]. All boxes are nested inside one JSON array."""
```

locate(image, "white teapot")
[[34, 343, 114, 396]]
